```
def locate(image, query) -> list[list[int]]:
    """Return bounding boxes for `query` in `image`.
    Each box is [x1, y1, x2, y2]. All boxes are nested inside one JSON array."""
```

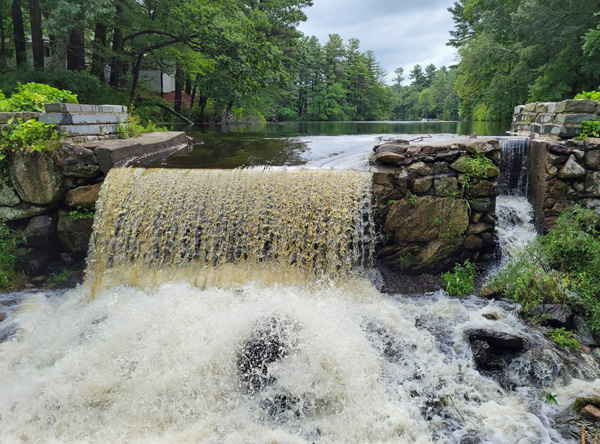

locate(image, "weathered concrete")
[[44, 103, 127, 113], [93, 131, 188, 173], [40, 112, 128, 125], [58, 123, 122, 136]]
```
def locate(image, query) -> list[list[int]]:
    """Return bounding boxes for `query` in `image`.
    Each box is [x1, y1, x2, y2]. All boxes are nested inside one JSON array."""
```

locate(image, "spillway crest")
[[86, 168, 374, 291]]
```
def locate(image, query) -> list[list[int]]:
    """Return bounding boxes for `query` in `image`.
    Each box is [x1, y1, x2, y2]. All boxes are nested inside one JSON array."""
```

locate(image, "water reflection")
[[146, 120, 511, 169]]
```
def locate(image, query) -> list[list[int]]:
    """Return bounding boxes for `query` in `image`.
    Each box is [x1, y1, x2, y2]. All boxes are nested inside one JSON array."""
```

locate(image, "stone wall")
[[511, 100, 599, 138], [529, 137, 600, 233], [0, 104, 188, 275], [371, 138, 500, 274]]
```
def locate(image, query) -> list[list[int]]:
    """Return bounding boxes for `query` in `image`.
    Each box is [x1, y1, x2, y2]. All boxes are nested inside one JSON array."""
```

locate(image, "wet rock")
[[466, 223, 492, 235], [469, 198, 494, 213], [533, 304, 574, 329], [0, 184, 20, 207], [558, 155, 586, 179], [482, 312, 500, 320], [547, 144, 571, 156], [468, 179, 497, 197], [57, 209, 94, 252], [463, 234, 483, 250], [15, 248, 54, 275], [62, 163, 101, 178], [573, 397, 600, 412], [65, 183, 102, 208], [460, 436, 482, 444], [471, 339, 491, 367], [0, 202, 55, 221], [465, 328, 526, 351], [238, 317, 294, 393], [465, 328, 527, 371], [24, 215, 56, 249], [580, 405, 600, 420], [9, 150, 63, 204]]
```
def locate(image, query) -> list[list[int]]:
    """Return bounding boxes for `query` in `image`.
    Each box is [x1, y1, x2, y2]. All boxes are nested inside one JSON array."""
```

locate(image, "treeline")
[[448, 0, 600, 121]]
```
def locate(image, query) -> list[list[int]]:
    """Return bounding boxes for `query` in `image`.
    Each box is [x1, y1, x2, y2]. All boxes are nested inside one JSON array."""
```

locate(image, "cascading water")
[[1, 165, 600, 444], [498, 138, 530, 197]]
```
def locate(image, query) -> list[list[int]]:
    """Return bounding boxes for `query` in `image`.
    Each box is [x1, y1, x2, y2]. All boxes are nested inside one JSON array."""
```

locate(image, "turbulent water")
[[2, 162, 600, 443]]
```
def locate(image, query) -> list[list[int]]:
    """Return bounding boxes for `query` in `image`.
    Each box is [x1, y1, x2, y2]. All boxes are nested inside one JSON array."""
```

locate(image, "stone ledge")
[[40, 112, 128, 125], [93, 131, 188, 173], [44, 103, 127, 113], [58, 123, 121, 136]]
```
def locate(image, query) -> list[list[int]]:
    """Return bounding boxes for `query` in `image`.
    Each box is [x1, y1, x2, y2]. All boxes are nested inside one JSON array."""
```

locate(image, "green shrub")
[[547, 327, 580, 350], [461, 152, 497, 189], [0, 118, 61, 153], [442, 260, 477, 296], [574, 90, 600, 101], [5, 82, 78, 112], [68, 206, 94, 221], [0, 220, 19, 288], [576, 118, 600, 140]]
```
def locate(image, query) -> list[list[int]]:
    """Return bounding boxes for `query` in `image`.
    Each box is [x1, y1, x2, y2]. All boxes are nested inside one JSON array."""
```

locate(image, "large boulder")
[[0, 185, 20, 207], [384, 196, 469, 242], [65, 183, 102, 208], [9, 150, 63, 204], [24, 215, 56, 249]]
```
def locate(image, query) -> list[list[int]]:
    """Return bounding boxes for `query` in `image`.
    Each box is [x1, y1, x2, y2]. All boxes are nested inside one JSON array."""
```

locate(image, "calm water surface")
[[145, 120, 511, 170]]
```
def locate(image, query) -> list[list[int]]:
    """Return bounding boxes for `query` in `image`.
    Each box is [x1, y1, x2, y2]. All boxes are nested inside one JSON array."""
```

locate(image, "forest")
[[0, 0, 598, 123]]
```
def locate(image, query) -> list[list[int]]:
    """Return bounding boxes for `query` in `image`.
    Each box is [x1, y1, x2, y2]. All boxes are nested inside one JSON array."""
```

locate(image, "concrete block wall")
[[39, 103, 128, 138], [511, 100, 600, 138]]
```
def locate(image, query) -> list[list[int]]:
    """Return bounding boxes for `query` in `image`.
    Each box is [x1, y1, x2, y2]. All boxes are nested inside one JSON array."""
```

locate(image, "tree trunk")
[[185, 77, 192, 96], [91, 22, 108, 80], [129, 54, 143, 104], [0, 5, 6, 61], [28, 0, 44, 69], [67, 17, 85, 71], [110, 27, 124, 88], [11, 0, 26, 67], [189, 74, 200, 105], [174, 65, 184, 113]]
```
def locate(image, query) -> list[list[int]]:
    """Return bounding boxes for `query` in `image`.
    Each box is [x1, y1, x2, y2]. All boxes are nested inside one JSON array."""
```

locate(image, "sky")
[[297, 0, 458, 85]]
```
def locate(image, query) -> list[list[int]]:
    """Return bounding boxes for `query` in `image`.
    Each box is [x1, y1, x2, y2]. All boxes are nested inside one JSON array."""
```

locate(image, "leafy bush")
[[574, 90, 600, 101], [68, 206, 94, 221], [0, 221, 19, 288], [576, 118, 600, 140], [442, 260, 477, 296], [0, 118, 61, 153], [547, 327, 580, 350], [5, 83, 78, 112], [461, 152, 497, 189]]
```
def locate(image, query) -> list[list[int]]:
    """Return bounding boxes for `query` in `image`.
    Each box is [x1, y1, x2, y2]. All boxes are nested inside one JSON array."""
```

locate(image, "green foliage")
[[544, 393, 558, 405], [51, 269, 74, 285], [574, 91, 600, 101], [442, 260, 477, 297], [576, 118, 600, 140], [0, 83, 77, 112], [461, 152, 496, 189], [68, 206, 94, 221], [547, 328, 580, 350], [117, 111, 166, 139], [0, 220, 19, 288], [0, 118, 61, 153]]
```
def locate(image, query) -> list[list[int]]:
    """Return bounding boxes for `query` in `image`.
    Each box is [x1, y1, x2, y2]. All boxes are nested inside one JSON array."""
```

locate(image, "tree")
[[28, 0, 44, 69]]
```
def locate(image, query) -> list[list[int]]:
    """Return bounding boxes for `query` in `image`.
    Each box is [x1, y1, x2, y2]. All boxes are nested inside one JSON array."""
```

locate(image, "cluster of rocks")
[[371, 137, 500, 274], [529, 137, 600, 232], [511, 99, 599, 138], [0, 105, 188, 277]]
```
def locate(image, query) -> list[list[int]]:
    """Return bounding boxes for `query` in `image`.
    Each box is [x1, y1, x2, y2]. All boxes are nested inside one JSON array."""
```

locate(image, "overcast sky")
[[297, 0, 458, 84]]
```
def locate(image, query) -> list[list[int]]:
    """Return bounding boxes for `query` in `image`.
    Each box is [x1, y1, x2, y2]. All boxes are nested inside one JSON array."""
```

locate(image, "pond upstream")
[[141, 120, 511, 170]]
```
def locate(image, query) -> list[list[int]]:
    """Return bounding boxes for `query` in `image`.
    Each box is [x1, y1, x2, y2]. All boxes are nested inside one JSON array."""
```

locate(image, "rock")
[[548, 153, 568, 165], [533, 304, 574, 329], [468, 180, 497, 197], [463, 234, 483, 250], [0, 202, 55, 221], [469, 198, 494, 213], [464, 328, 527, 351], [9, 150, 63, 204], [467, 223, 492, 235], [374, 142, 408, 155], [573, 181, 585, 193], [547, 144, 571, 156], [480, 232, 495, 245], [555, 99, 597, 114], [407, 238, 463, 273], [0, 185, 20, 207], [407, 161, 433, 176], [546, 163, 558, 177], [558, 155, 586, 179], [434, 177, 458, 196], [584, 151, 600, 170], [450, 155, 500, 178], [464, 140, 499, 155], [411, 177, 432, 193], [57, 209, 94, 252], [24, 215, 56, 249], [65, 183, 102, 208], [434, 150, 460, 162], [471, 339, 491, 367], [384, 196, 469, 242], [482, 312, 500, 320], [15, 248, 54, 275], [580, 405, 600, 420], [62, 163, 101, 178], [586, 171, 600, 196]]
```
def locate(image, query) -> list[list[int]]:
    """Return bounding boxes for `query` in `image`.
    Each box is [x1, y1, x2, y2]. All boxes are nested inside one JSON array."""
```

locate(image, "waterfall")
[[498, 138, 530, 197], [86, 168, 374, 293]]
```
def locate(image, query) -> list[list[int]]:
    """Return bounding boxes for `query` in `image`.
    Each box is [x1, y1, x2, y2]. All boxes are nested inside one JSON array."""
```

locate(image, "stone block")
[[531, 123, 542, 133], [556, 113, 595, 125], [58, 209, 94, 253], [40, 112, 128, 125], [554, 99, 597, 114], [557, 125, 580, 139], [535, 113, 554, 124], [44, 103, 127, 113], [0, 202, 56, 221], [434, 177, 458, 196], [411, 177, 432, 193], [547, 103, 556, 113], [523, 102, 537, 112], [541, 124, 559, 135], [586, 171, 600, 196], [514, 105, 525, 114], [558, 155, 586, 179], [9, 150, 63, 204], [584, 151, 600, 170], [57, 123, 121, 136], [536, 102, 552, 113]]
